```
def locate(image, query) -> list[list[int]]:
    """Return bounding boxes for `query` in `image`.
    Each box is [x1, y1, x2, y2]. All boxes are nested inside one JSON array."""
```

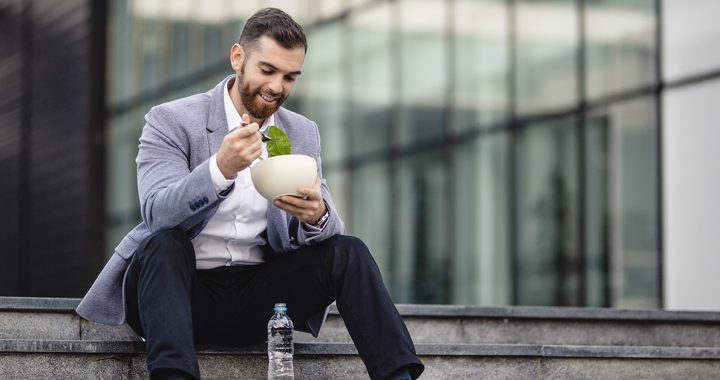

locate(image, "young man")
[[77, 8, 423, 380]]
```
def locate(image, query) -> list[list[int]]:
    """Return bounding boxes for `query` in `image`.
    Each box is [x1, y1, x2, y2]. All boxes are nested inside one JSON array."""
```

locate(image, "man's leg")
[[318, 235, 424, 379], [219, 235, 424, 380], [125, 229, 200, 380]]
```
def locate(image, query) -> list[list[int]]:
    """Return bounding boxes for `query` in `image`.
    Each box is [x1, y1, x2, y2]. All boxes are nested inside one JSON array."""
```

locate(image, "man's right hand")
[[216, 114, 263, 179]]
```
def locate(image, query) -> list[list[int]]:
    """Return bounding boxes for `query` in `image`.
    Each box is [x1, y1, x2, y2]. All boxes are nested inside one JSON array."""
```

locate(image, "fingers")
[[217, 119, 263, 175], [230, 121, 259, 138], [273, 195, 322, 223], [274, 176, 326, 224]]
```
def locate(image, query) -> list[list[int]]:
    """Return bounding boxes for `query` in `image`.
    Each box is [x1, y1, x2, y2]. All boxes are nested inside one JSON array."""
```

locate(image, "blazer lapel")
[[206, 75, 234, 156]]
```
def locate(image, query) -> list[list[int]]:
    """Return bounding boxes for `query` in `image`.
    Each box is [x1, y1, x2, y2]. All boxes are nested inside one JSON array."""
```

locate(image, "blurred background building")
[[1, 0, 718, 311]]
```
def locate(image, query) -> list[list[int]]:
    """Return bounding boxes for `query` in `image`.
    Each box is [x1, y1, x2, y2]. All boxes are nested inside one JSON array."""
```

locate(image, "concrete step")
[[3, 297, 720, 348], [2, 339, 720, 379]]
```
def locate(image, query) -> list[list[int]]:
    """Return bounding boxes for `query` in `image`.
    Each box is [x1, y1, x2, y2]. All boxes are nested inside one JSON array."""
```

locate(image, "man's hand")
[[273, 176, 327, 225], [216, 113, 262, 179]]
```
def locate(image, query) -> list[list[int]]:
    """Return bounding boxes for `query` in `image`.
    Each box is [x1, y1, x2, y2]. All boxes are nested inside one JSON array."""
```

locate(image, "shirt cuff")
[[210, 154, 235, 193], [301, 201, 330, 231]]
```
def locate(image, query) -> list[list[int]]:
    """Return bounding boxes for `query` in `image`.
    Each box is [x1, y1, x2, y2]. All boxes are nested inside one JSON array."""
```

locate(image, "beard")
[[238, 64, 288, 120]]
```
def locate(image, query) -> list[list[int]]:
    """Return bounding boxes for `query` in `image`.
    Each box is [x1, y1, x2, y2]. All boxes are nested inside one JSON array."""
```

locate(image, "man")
[[76, 7, 423, 380]]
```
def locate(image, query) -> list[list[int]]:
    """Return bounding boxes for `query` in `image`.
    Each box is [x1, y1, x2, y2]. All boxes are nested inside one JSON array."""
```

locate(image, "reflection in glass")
[[349, 4, 394, 157], [298, 21, 346, 165], [584, 112, 610, 307], [454, 0, 509, 130], [585, 0, 656, 99], [453, 133, 511, 305], [585, 98, 659, 309], [350, 163, 392, 285], [604, 97, 659, 308], [517, 117, 579, 306], [396, 151, 449, 303], [399, 0, 447, 143], [516, 0, 578, 115]]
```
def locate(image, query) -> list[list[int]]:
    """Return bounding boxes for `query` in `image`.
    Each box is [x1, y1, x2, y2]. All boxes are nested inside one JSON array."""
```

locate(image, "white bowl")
[[250, 154, 317, 200]]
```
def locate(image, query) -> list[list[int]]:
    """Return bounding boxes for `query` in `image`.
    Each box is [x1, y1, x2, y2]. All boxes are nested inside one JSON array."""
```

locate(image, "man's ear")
[[230, 43, 244, 71]]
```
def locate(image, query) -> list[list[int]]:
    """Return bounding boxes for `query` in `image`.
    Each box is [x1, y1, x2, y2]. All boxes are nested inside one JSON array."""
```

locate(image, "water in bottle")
[[268, 303, 294, 379]]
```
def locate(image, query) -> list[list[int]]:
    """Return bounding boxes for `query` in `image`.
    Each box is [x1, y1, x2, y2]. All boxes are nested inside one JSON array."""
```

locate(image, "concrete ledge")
[[390, 305, 720, 323], [0, 297, 80, 312], [3, 340, 720, 360], [3, 296, 720, 323]]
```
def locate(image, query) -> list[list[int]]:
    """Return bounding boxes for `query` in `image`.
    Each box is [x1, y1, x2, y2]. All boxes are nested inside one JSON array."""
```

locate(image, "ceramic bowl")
[[250, 154, 317, 200]]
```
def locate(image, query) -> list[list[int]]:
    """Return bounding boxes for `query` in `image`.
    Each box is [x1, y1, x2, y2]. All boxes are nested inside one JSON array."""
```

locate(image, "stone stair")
[[2, 297, 720, 379]]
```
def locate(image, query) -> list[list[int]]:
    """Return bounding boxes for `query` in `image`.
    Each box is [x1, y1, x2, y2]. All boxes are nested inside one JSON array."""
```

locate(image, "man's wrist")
[[210, 154, 235, 193], [309, 203, 330, 228]]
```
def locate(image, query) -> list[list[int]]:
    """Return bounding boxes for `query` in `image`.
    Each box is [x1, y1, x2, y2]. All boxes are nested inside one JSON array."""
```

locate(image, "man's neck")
[[228, 77, 265, 126]]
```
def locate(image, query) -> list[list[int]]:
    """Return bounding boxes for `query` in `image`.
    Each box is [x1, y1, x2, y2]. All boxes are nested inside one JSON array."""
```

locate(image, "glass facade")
[[107, 0, 667, 308]]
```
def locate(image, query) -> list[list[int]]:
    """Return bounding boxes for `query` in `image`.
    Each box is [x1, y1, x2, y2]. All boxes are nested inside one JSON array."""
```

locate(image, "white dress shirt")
[[191, 78, 271, 269]]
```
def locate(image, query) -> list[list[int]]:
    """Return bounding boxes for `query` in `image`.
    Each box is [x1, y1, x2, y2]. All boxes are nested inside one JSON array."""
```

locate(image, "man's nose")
[[267, 75, 284, 94]]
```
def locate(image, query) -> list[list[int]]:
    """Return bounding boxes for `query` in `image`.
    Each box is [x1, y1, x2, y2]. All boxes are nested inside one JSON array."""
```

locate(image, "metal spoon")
[[232, 121, 272, 142]]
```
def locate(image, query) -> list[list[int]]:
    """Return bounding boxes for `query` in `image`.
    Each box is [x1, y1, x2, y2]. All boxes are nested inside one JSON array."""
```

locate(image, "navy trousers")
[[124, 230, 424, 379]]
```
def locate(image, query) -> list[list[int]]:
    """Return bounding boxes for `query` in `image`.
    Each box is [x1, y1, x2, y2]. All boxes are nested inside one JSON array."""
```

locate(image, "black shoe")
[[151, 368, 196, 380]]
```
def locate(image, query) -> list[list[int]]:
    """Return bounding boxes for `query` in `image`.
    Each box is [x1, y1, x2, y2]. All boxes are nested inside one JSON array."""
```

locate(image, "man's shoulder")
[[277, 107, 315, 128], [149, 91, 212, 123]]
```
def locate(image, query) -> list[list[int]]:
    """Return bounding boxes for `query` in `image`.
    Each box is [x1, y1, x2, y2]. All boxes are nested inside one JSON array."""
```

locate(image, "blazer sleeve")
[[136, 106, 225, 233], [295, 121, 345, 245]]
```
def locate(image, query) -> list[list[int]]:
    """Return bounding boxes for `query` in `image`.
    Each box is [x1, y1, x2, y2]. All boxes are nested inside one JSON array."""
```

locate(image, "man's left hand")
[[273, 176, 327, 225]]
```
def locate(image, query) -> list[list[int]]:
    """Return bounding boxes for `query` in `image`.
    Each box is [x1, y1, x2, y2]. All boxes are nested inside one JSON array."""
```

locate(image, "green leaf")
[[266, 125, 291, 157]]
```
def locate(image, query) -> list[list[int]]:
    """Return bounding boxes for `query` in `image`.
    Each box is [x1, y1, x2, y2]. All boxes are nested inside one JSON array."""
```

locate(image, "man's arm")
[[136, 108, 260, 233], [136, 110, 217, 233]]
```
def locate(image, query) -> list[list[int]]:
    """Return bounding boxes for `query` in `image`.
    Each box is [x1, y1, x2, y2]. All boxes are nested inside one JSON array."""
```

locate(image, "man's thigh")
[[193, 240, 337, 346]]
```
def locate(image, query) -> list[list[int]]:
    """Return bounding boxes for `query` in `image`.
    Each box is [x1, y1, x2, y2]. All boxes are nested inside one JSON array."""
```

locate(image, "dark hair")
[[239, 8, 307, 53]]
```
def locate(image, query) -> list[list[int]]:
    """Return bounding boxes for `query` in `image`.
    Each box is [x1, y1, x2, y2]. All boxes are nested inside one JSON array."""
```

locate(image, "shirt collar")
[[223, 76, 275, 132]]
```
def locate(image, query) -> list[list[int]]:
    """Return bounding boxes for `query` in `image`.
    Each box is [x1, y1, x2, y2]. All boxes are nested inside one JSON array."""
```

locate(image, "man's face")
[[234, 35, 305, 120]]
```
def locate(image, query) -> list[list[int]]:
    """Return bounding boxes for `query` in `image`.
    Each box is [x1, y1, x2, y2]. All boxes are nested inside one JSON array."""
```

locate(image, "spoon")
[[231, 121, 272, 142]]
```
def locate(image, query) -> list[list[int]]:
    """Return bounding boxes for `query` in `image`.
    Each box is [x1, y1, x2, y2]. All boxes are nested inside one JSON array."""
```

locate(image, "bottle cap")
[[274, 303, 287, 311]]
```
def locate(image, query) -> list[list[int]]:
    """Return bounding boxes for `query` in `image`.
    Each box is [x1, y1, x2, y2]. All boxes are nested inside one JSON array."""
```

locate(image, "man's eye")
[[261, 69, 273, 74], [285, 76, 296, 82]]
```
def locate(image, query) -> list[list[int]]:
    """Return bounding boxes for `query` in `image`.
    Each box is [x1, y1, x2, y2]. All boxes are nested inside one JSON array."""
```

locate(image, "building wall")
[[662, 0, 720, 311], [0, 0, 105, 296], [6, 0, 718, 308]]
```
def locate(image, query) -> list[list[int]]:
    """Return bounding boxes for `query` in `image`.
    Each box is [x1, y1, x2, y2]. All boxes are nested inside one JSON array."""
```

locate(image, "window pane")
[[454, 0, 509, 130], [349, 4, 394, 157], [399, 0, 447, 144], [396, 151, 450, 303], [349, 163, 392, 288], [583, 112, 610, 307], [517, 117, 579, 305], [298, 21, 347, 165], [585, 0, 656, 99], [599, 97, 659, 308], [516, 0, 578, 115], [453, 133, 511, 305], [663, 0, 720, 82]]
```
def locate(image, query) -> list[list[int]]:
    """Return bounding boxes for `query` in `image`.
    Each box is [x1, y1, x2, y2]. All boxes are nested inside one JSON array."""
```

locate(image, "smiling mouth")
[[259, 93, 280, 102]]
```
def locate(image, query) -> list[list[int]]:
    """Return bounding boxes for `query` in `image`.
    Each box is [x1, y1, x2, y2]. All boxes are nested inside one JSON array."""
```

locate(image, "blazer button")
[[203, 196, 209, 204], [190, 205, 196, 211]]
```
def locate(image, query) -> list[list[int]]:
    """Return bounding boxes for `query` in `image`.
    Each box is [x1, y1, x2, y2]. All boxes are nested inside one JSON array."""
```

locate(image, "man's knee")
[[136, 229, 195, 267], [326, 235, 375, 265]]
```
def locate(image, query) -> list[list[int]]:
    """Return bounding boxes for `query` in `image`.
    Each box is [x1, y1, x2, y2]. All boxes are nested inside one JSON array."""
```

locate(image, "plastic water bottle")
[[267, 303, 294, 379]]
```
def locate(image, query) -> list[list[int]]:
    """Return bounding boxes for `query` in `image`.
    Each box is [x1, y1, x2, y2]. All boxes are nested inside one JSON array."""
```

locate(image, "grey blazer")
[[76, 75, 345, 336]]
